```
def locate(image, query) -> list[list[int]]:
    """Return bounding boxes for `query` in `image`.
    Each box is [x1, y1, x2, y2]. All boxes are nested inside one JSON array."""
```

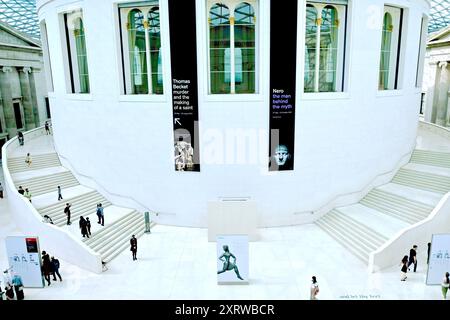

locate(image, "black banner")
[[168, 0, 200, 172], [268, 0, 298, 171]]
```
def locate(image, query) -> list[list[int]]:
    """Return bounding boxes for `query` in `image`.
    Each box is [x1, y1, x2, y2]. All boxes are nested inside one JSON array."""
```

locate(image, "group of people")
[[400, 245, 418, 281], [0, 270, 24, 300], [16, 121, 51, 147], [17, 186, 32, 203], [41, 251, 62, 286], [68, 203, 104, 237]]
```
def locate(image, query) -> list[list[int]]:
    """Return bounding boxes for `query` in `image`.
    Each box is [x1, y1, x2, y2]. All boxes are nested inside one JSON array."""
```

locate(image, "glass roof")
[[0, 0, 40, 39], [429, 0, 450, 33]]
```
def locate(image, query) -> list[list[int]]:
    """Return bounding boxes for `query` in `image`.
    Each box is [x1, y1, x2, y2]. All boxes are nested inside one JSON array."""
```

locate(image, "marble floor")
[[0, 127, 448, 300]]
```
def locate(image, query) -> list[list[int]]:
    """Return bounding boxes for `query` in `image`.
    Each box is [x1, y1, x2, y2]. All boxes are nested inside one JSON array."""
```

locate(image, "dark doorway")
[[13, 102, 23, 129]]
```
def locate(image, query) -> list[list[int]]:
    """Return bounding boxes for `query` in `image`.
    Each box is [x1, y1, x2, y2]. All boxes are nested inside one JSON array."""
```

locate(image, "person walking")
[[17, 131, 24, 146], [400, 255, 408, 281], [45, 121, 51, 135], [25, 153, 32, 167], [97, 203, 104, 226], [0, 182, 3, 199], [442, 272, 450, 300], [41, 251, 52, 286], [86, 217, 91, 236], [79, 216, 89, 238], [11, 274, 24, 300], [57, 186, 63, 201], [51, 256, 62, 282], [408, 245, 418, 272], [427, 242, 431, 265], [18, 186, 24, 195], [24, 188, 32, 203], [64, 203, 72, 225], [130, 235, 137, 261], [310, 276, 319, 300]]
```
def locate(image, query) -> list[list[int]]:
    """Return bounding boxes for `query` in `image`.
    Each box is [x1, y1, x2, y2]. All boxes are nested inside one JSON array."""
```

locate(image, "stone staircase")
[[83, 210, 148, 263], [14, 170, 79, 196], [315, 149, 450, 264], [7, 153, 61, 173], [37, 190, 112, 227]]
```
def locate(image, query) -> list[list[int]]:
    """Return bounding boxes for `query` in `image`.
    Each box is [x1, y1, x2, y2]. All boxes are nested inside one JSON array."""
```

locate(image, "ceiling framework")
[[429, 0, 450, 33], [0, 0, 40, 39]]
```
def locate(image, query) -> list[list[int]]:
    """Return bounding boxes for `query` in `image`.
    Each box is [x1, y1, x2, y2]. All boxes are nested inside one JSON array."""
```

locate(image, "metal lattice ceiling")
[[429, 0, 450, 33], [0, 0, 39, 39]]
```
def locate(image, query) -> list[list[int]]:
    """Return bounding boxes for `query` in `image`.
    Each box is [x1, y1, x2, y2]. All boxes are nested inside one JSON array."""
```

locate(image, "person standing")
[[24, 188, 32, 203], [97, 203, 104, 226], [18, 186, 24, 195], [25, 153, 32, 167], [57, 186, 63, 201], [0, 182, 3, 199], [45, 121, 51, 135], [41, 251, 52, 286], [130, 235, 137, 261], [427, 242, 431, 265], [408, 245, 418, 272], [5, 282, 14, 300], [310, 276, 319, 300], [17, 131, 24, 146], [442, 272, 450, 300], [51, 256, 62, 282], [64, 203, 72, 225], [79, 216, 89, 238], [86, 217, 91, 236], [400, 255, 408, 281], [11, 274, 24, 300]]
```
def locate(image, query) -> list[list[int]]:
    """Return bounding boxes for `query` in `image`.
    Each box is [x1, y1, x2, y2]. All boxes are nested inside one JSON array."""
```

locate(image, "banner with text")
[[268, 0, 298, 171], [168, 0, 200, 172]]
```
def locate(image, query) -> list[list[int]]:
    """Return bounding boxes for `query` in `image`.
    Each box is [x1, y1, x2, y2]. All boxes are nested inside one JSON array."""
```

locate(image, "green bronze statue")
[[217, 245, 244, 280]]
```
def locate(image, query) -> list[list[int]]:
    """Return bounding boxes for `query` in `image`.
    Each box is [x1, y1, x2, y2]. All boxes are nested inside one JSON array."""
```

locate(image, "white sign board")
[[5, 236, 44, 288], [217, 235, 249, 285], [426, 234, 450, 285]]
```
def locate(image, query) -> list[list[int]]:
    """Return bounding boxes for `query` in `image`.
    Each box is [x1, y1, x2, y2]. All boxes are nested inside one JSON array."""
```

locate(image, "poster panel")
[[217, 235, 249, 285], [5, 236, 44, 288], [426, 234, 450, 285], [168, 0, 200, 172], [268, 0, 298, 171]]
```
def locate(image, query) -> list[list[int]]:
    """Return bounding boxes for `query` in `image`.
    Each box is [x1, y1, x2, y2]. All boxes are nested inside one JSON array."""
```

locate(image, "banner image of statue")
[[174, 136, 195, 171], [216, 235, 248, 284]]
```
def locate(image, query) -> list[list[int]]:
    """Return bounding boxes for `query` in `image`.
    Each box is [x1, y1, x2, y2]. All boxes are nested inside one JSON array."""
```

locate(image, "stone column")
[[19, 67, 36, 130], [28, 68, 40, 127], [0, 66, 17, 138], [436, 61, 450, 127]]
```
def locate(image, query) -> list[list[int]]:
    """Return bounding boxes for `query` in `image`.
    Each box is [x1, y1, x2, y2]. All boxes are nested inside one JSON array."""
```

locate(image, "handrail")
[[1, 126, 103, 273]]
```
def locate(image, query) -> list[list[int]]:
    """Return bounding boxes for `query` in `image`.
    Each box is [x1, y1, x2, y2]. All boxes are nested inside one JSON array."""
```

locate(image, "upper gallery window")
[[63, 10, 90, 94], [119, 2, 163, 95], [208, 1, 257, 94], [379, 6, 403, 91], [304, 1, 347, 93]]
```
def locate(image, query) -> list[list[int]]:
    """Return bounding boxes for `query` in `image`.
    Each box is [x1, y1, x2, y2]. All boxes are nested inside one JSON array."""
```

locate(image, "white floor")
[[0, 131, 448, 300]]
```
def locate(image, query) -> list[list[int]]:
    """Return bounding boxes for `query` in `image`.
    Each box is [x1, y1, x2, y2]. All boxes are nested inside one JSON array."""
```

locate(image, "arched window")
[[304, 4, 317, 93], [234, 2, 255, 94], [304, 2, 346, 93], [379, 12, 393, 90], [119, 4, 164, 95], [209, 3, 231, 94]]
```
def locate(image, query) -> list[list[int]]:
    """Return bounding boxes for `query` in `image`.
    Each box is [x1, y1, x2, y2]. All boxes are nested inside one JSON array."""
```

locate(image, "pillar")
[[424, 61, 438, 123], [436, 61, 450, 127], [0, 66, 17, 138], [18, 67, 36, 130], [28, 68, 40, 127]]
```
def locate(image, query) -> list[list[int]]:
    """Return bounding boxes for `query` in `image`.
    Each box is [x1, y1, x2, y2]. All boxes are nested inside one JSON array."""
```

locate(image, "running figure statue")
[[217, 245, 244, 280]]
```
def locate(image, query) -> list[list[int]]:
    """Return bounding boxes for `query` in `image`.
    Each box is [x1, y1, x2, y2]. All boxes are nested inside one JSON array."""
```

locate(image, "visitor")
[[400, 255, 408, 281], [79, 216, 89, 238], [24, 188, 32, 203], [18, 186, 24, 195], [45, 121, 51, 135], [64, 203, 71, 225], [0, 286, 3, 300], [86, 217, 91, 236], [5, 282, 14, 300], [11, 274, 24, 300], [17, 131, 24, 146], [442, 272, 449, 300], [43, 215, 54, 224], [0, 182, 3, 199], [51, 256, 62, 282], [41, 251, 52, 286], [25, 153, 32, 167], [427, 242, 431, 265], [97, 203, 104, 226], [408, 245, 418, 272], [130, 235, 137, 261], [57, 186, 63, 201], [310, 276, 319, 300]]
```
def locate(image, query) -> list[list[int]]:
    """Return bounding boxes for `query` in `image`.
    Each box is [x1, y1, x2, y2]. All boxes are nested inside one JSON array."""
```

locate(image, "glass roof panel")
[[0, 0, 40, 39], [429, 0, 450, 33]]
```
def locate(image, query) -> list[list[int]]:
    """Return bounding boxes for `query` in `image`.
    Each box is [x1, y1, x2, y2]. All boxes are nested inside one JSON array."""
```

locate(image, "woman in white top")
[[25, 153, 32, 167], [310, 276, 319, 300], [442, 272, 450, 300]]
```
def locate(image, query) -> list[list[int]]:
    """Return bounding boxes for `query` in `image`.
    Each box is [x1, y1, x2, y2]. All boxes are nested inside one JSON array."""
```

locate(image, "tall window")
[[304, 2, 347, 93], [119, 3, 163, 95], [64, 10, 90, 94], [208, 1, 257, 94], [416, 15, 428, 88], [378, 6, 403, 91]]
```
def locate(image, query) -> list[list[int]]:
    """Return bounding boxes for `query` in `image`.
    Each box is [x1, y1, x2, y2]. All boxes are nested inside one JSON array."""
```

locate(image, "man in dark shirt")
[[408, 245, 418, 272], [64, 203, 72, 225], [130, 235, 137, 261], [18, 186, 24, 195]]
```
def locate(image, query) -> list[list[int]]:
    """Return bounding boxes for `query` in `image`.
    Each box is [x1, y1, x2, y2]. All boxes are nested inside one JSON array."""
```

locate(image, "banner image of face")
[[426, 234, 450, 285], [217, 235, 249, 285]]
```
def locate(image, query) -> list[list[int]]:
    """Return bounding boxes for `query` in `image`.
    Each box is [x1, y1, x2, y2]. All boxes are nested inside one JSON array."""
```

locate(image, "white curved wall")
[[38, 0, 429, 227]]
